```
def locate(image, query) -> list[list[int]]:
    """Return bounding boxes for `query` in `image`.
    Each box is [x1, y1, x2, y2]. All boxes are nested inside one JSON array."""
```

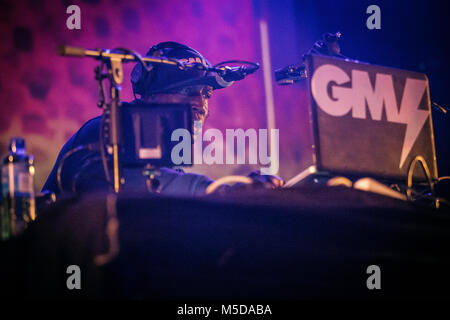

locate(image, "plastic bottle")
[[1, 138, 36, 240]]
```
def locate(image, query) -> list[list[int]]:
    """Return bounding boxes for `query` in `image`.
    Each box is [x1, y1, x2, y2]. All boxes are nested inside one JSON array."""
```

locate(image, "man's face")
[[143, 86, 212, 125]]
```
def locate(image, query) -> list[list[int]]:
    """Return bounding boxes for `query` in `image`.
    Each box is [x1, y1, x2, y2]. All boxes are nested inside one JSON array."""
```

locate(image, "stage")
[[1, 186, 449, 300]]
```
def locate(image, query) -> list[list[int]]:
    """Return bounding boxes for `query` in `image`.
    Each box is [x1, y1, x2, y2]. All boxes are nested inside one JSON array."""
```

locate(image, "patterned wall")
[[1, 0, 309, 189]]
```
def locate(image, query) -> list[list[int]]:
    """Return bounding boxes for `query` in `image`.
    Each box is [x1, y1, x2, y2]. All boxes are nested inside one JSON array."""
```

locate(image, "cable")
[[56, 143, 99, 193], [57, 145, 89, 193], [116, 46, 190, 73], [113, 47, 152, 72], [406, 155, 435, 202], [71, 156, 103, 193], [432, 101, 449, 114], [205, 175, 253, 195]]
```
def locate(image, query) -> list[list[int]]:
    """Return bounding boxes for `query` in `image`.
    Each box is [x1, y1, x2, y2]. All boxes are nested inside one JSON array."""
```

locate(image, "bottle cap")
[[9, 137, 26, 156]]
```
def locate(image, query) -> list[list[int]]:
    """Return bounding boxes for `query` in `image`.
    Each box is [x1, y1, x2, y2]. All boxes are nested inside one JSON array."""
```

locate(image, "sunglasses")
[[170, 86, 213, 99]]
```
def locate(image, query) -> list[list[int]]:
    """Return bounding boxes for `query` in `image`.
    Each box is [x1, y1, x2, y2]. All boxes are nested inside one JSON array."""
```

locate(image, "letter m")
[[351, 70, 400, 122], [225, 129, 257, 164]]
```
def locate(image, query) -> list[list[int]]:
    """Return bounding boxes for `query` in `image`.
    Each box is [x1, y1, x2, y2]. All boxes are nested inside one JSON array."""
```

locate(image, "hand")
[[248, 170, 284, 189]]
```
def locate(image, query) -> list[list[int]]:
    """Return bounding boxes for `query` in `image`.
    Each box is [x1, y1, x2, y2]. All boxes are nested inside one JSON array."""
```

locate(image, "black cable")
[[71, 156, 103, 193], [406, 155, 434, 200], [95, 61, 107, 109], [113, 47, 152, 72], [115, 47, 188, 72], [56, 143, 98, 193], [405, 155, 440, 208]]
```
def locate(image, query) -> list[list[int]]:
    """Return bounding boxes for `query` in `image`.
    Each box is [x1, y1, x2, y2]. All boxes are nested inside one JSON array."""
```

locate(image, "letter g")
[[311, 64, 352, 117]]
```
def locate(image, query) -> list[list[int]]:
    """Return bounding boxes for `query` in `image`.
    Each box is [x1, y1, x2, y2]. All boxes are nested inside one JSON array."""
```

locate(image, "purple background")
[[1, 0, 448, 188]]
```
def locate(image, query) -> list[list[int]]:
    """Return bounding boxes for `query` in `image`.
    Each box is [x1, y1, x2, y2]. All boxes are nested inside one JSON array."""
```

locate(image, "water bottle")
[[1, 138, 36, 240]]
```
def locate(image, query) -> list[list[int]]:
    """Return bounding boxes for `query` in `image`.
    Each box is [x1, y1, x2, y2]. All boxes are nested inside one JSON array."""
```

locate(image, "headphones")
[[130, 41, 210, 97]]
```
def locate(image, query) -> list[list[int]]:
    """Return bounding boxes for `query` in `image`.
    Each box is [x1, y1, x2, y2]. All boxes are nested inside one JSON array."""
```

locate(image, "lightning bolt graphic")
[[397, 78, 428, 169]]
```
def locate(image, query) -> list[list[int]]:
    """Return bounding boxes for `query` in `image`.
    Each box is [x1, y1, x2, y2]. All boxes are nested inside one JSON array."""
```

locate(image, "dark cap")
[[131, 42, 214, 97]]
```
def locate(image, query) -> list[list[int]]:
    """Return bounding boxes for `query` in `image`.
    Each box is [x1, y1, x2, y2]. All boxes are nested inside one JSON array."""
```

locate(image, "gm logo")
[[311, 64, 428, 168]]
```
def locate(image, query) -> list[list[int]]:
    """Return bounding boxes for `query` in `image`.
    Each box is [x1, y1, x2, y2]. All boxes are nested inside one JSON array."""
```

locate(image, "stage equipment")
[[58, 45, 185, 193], [284, 54, 438, 188], [275, 32, 344, 85], [158, 60, 260, 92], [57, 45, 259, 194], [120, 102, 192, 168], [130, 41, 259, 94]]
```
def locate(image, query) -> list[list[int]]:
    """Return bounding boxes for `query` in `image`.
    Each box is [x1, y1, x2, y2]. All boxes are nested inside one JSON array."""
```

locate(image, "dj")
[[42, 42, 282, 197]]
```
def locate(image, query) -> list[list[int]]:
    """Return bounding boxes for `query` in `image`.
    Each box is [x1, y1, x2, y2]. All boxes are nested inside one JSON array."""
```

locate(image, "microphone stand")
[[106, 56, 122, 193], [58, 45, 186, 193]]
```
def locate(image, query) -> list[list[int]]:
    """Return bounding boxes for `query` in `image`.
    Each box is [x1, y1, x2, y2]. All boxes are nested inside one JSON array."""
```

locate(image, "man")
[[42, 41, 281, 197]]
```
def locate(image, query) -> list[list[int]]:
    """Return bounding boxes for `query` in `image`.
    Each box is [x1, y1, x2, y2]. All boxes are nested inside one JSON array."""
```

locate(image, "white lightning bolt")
[[397, 78, 429, 168]]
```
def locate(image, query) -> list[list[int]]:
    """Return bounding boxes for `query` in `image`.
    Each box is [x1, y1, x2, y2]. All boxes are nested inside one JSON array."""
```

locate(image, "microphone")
[[58, 45, 87, 57], [274, 64, 307, 85], [204, 63, 260, 89], [157, 63, 260, 91], [216, 64, 260, 82]]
